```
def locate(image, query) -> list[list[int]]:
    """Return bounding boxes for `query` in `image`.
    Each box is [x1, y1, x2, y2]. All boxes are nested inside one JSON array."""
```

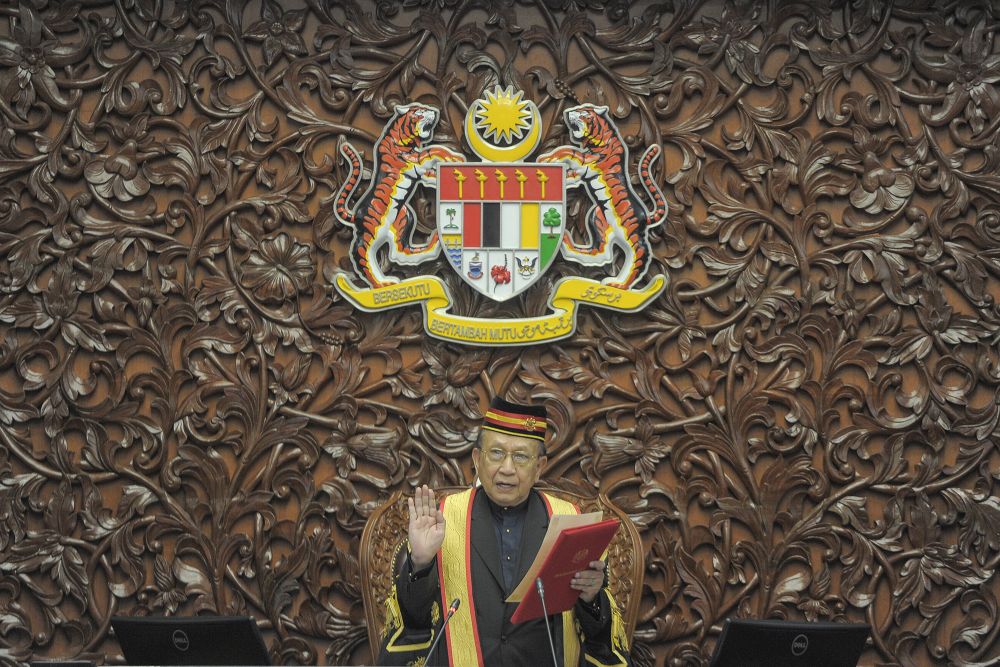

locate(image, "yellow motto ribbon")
[[333, 273, 668, 346]]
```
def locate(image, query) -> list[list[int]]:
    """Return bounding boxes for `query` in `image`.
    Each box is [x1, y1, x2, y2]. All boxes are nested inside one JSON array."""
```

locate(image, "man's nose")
[[498, 455, 516, 473]]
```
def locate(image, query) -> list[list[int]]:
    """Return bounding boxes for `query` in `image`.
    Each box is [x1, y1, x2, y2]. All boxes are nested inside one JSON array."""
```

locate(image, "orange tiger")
[[538, 104, 667, 289], [335, 104, 464, 288]]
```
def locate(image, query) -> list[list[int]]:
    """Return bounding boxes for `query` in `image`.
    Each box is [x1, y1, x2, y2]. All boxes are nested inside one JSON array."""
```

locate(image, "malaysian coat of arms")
[[333, 86, 668, 345]]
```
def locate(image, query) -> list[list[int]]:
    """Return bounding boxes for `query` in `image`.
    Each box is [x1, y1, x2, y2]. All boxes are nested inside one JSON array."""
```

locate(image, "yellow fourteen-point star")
[[474, 86, 533, 145]]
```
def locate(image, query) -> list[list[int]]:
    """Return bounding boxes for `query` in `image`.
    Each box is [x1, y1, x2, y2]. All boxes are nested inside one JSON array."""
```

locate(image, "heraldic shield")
[[437, 163, 565, 301]]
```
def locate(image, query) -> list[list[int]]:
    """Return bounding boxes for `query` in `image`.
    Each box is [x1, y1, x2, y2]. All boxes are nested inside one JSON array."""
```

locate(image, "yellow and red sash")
[[437, 488, 581, 667]]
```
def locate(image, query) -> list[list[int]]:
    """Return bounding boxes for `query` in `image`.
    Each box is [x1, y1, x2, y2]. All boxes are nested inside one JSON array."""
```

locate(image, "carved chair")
[[359, 484, 644, 659]]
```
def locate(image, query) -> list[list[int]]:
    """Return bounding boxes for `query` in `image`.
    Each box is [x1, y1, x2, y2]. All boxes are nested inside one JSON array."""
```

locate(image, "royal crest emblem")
[[333, 87, 668, 345]]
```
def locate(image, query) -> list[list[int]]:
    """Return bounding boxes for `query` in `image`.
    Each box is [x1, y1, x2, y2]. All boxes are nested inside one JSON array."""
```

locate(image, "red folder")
[[510, 518, 620, 624]]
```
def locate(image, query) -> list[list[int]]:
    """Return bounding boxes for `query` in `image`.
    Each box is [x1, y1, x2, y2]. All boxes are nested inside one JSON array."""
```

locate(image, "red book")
[[510, 518, 620, 624]]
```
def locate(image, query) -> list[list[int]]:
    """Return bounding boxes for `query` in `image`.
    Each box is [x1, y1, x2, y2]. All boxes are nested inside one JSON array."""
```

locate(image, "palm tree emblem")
[[444, 207, 458, 229]]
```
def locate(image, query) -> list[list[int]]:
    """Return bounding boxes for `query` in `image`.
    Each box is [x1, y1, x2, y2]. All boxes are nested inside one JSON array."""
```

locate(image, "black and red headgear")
[[482, 397, 548, 443]]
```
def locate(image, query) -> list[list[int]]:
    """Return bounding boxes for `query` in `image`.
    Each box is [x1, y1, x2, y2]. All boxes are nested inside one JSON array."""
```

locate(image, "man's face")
[[472, 429, 546, 507]]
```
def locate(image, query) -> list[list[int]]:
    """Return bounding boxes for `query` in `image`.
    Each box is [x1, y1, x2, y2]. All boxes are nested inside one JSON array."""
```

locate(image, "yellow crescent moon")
[[464, 100, 542, 162]]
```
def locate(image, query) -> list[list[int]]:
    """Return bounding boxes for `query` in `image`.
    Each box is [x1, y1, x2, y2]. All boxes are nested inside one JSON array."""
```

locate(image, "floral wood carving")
[[1, 1, 1000, 666]]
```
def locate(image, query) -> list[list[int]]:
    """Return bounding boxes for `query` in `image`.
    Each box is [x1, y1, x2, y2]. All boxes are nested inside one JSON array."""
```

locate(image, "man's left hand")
[[571, 560, 605, 603]]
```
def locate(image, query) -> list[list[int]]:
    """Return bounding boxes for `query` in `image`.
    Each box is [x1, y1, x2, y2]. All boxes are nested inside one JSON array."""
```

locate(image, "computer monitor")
[[111, 615, 270, 666], [709, 618, 870, 667]]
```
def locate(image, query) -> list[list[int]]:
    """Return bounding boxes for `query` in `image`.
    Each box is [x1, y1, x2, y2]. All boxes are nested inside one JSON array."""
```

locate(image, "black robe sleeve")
[[574, 589, 630, 665], [375, 548, 444, 666], [397, 551, 440, 628]]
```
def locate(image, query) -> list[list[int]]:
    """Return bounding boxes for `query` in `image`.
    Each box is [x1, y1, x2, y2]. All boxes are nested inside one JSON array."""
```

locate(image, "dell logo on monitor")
[[171, 629, 190, 652], [791, 633, 808, 656]]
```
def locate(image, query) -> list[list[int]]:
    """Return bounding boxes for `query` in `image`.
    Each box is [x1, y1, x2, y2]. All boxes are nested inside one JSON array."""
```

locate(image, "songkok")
[[482, 397, 547, 443]]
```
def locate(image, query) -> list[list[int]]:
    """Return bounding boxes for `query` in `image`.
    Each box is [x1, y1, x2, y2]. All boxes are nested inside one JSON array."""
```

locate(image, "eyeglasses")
[[483, 447, 538, 467]]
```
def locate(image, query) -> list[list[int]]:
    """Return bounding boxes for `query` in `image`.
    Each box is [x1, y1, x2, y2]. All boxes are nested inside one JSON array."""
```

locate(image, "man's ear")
[[535, 455, 548, 479]]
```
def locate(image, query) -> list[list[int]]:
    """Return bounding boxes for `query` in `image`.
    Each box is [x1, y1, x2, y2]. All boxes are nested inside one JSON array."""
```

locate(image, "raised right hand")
[[407, 484, 446, 570]]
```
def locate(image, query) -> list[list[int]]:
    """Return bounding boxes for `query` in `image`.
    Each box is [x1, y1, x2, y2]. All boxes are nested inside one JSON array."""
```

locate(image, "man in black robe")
[[378, 397, 629, 666]]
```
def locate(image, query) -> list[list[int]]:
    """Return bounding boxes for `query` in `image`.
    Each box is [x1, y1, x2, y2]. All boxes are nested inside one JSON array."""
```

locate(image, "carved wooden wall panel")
[[1, 1, 999, 665]]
